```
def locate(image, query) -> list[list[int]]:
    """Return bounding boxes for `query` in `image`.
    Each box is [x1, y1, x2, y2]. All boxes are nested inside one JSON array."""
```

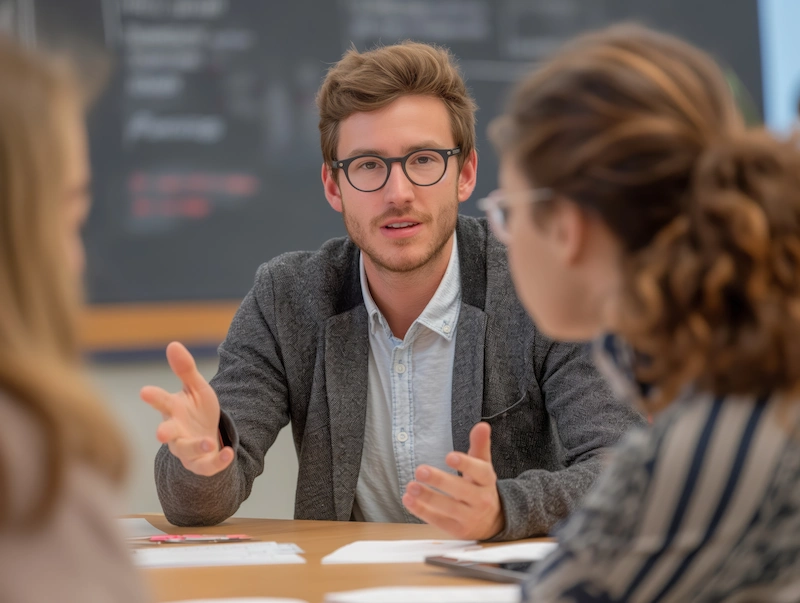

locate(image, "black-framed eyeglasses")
[[331, 147, 461, 193]]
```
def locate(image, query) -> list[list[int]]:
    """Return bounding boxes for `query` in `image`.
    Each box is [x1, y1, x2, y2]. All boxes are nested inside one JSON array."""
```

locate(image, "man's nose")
[[382, 160, 415, 204]]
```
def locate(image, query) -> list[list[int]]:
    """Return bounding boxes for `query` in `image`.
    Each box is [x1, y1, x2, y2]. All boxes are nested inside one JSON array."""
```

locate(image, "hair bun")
[[694, 129, 794, 194], [619, 127, 800, 405], [688, 129, 800, 264]]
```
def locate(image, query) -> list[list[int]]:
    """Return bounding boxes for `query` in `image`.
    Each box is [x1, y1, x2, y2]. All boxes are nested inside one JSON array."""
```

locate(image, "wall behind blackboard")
[[6, 0, 762, 352]]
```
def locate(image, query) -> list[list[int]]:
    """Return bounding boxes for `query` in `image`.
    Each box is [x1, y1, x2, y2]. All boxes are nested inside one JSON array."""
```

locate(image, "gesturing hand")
[[402, 422, 505, 540], [140, 341, 234, 477]]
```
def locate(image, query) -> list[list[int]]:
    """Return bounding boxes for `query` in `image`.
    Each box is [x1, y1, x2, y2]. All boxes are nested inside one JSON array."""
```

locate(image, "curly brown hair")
[[492, 24, 800, 409], [316, 41, 477, 169]]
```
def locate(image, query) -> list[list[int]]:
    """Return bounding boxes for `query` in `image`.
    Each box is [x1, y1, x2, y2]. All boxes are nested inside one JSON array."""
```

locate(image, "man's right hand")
[[140, 341, 234, 476]]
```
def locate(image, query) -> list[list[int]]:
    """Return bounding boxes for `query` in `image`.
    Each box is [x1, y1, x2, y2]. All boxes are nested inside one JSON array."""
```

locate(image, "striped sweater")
[[522, 334, 800, 602]]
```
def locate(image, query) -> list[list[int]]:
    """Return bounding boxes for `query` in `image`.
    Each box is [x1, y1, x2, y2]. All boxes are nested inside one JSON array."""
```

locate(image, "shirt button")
[[397, 432, 409, 442], [442, 324, 451, 334], [395, 363, 406, 374]]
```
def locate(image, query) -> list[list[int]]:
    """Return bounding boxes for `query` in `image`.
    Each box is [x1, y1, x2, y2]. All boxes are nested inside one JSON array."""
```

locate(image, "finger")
[[140, 385, 174, 417], [468, 422, 492, 463], [155, 419, 182, 444], [414, 464, 477, 503], [446, 452, 497, 488], [404, 481, 463, 515], [166, 341, 208, 393], [402, 483, 470, 538], [168, 436, 219, 460], [183, 446, 235, 477]]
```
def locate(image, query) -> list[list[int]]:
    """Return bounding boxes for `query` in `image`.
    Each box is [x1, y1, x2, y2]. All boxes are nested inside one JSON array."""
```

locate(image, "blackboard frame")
[[81, 301, 238, 354]]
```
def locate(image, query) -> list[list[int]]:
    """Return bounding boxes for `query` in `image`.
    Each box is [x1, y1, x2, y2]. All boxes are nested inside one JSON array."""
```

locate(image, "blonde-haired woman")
[[0, 35, 146, 602], [483, 24, 800, 602]]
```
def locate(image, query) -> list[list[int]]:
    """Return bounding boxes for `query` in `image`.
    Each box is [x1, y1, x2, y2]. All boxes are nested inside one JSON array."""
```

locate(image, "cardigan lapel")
[[325, 304, 370, 520], [450, 303, 487, 453]]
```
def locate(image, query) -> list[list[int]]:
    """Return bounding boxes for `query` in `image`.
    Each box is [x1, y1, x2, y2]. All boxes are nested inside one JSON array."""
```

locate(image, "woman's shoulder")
[[653, 390, 800, 446], [0, 389, 50, 525], [0, 388, 124, 527], [0, 389, 146, 602]]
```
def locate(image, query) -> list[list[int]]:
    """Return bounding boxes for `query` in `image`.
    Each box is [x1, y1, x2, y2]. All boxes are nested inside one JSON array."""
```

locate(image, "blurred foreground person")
[[0, 35, 146, 602], [485, 23, 800, 602]]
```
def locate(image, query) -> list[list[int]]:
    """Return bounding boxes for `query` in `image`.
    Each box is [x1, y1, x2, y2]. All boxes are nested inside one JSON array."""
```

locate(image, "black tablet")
[[425, 555, 535, 584]]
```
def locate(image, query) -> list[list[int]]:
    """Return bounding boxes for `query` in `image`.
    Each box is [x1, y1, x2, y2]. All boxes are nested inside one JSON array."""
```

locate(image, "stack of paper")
[[445, 542, 557, 563], [176, 599, 308, 603], [321, 540, 477, 564], [118, 518, 167, 539], [131, 542, 305, 568], [324, 585, 520, 603]]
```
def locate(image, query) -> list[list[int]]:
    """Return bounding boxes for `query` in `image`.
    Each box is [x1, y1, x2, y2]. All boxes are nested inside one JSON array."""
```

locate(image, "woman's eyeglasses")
[[477, 188, 554, 244]]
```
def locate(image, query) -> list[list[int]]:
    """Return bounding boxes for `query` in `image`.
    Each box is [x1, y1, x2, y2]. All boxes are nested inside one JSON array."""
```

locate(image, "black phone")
[[425, 555, 535, 584]]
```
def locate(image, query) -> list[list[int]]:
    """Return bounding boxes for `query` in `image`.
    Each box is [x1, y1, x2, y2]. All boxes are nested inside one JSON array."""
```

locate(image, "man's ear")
[[322, 163, 343, 213], [457, 149, 478, 203]]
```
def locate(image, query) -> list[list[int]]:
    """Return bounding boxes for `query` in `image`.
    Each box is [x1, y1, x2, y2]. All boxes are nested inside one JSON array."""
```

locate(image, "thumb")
[[468, 422, 492, 463], [166, 341, 207, 392], [194, 446, 235, 477]]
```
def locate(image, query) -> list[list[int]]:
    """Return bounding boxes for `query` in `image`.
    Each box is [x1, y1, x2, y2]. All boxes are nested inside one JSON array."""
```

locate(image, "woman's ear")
[[549, 200, 591, 266]]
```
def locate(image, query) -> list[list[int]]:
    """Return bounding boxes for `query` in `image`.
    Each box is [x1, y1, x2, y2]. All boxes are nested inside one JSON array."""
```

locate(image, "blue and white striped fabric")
[[521, 334, 800, 602]]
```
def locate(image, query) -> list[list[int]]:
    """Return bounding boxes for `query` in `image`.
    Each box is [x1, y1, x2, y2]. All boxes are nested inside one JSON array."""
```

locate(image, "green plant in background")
[[725, 68, 762, 127]]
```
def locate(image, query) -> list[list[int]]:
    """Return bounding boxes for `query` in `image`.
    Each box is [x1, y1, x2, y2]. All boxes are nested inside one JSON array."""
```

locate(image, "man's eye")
[[355, 160, 383, 171]]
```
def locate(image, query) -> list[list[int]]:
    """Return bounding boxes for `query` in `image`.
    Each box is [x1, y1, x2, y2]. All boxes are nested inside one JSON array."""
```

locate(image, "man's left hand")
[[402, 422, 505, 540]]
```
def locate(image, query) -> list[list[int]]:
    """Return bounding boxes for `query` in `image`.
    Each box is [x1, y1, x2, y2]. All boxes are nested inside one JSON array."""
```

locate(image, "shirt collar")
[[592, 332, 654, 410], [359, 232, 461, 341]]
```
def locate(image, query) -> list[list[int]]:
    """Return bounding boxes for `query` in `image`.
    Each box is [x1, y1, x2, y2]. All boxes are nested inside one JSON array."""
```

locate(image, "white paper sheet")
[[321, 539, 477, 564], [324, 585, 520, 603], [175, 599, 308, 603], [447, 542, 557, 563], [131, 542, 306, 568], [118, 518, 167, 539]]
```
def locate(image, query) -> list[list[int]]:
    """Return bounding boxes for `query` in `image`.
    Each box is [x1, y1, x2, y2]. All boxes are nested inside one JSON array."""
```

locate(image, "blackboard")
[[1, 0, 763, 352]]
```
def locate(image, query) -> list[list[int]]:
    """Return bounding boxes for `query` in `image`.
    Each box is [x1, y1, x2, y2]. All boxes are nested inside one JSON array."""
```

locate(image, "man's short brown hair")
[[316, 41, 477, 168]]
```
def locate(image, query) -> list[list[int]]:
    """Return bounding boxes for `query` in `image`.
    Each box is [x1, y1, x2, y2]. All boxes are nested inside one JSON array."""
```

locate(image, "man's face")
[[322, 95, 476, 274]]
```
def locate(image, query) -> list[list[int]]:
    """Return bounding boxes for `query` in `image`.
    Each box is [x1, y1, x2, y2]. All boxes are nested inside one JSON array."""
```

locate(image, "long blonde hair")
[[0, 35, 126, 525]]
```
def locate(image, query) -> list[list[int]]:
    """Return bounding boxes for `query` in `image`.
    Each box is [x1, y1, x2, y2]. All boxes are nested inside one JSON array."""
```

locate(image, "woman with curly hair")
[[483, 23, 800, 602]]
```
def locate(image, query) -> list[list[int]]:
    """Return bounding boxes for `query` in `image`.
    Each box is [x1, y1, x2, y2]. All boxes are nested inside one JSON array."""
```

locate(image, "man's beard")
[[341, 191, 459, 274]]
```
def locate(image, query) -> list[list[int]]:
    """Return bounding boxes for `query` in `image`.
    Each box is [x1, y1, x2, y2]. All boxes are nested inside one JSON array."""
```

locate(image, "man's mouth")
[[384, 222, 420, 229]]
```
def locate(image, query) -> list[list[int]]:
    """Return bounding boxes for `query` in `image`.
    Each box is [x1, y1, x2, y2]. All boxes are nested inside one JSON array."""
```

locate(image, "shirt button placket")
[[393, 346, 412, 495]]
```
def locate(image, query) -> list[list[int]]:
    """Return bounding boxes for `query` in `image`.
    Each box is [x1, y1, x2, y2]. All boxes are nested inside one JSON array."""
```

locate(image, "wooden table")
[[138, 514, 541, 602]]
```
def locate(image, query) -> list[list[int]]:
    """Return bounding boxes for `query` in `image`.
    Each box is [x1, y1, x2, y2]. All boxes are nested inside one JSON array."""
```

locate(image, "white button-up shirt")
[[352, 234, 462, 523]]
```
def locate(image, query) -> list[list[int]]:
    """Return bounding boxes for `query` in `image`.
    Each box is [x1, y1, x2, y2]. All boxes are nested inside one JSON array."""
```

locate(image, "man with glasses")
[[143, 41, 644, 540]]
